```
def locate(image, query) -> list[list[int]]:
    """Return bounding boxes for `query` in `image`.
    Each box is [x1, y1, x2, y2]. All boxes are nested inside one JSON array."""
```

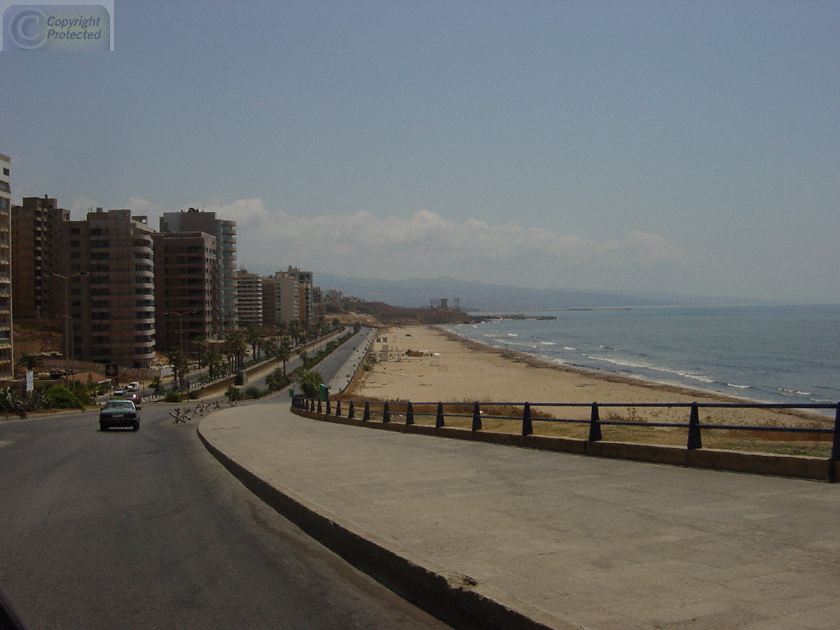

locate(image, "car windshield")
[[104, 401, 134, 410]]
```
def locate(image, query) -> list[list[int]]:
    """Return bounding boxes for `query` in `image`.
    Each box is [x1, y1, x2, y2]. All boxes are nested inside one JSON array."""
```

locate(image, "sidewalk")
[[198, 404, 840, 630]]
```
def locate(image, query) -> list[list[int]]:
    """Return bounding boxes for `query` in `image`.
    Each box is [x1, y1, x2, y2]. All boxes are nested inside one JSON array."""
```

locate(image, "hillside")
[[328, 301, 473, 327]]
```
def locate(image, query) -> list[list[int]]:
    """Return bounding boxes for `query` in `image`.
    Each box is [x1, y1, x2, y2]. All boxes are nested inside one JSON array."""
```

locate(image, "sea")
[[445, 304, 840, 412]]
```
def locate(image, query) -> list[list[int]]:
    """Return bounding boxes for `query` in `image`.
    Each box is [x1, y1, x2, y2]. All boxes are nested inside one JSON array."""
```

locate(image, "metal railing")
[[292, 398, 840, 461]]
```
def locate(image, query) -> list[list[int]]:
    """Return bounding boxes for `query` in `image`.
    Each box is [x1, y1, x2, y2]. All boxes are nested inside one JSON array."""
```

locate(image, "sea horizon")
[[446, 303, 840, 413]]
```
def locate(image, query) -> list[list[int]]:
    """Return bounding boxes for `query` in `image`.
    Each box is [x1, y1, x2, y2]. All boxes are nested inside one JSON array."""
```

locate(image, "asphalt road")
[[0, 403, 452, 630]]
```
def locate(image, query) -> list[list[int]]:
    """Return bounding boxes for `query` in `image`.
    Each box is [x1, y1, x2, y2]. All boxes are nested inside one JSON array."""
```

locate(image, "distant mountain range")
[[242, 269, 766, 311]]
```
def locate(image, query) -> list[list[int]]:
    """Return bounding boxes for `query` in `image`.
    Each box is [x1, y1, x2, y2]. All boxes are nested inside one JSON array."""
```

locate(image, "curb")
[[196, 424, 577, 630]]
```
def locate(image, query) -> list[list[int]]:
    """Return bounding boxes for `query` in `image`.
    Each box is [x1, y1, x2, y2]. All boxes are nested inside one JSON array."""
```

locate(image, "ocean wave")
[[726, 383, 751, 390], [563, 346, 576, 351], [588, 354, 715, 383], [778, 388, 812, 397]]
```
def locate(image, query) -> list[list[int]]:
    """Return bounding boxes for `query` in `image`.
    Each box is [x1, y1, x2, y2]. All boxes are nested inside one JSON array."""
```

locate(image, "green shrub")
[[245, 386, 264, 399], [44, 385, 85, 410], [164, 391, 182, 403], [225, 386, 241, 402]]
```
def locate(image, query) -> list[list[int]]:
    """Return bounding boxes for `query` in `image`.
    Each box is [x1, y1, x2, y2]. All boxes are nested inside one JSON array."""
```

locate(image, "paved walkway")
[[199, 404, 840, 630]]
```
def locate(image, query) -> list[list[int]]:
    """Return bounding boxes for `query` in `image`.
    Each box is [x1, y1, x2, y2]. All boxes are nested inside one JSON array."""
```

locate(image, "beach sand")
[[346, 325, 831, 449]]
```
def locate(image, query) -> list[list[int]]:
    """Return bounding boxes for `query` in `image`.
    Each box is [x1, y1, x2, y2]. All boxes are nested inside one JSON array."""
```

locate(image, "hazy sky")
[[2, 1, 838, 302]]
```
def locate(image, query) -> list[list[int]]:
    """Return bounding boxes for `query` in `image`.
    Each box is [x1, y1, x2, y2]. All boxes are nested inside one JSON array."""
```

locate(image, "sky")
[[1, 0, 839, 303]]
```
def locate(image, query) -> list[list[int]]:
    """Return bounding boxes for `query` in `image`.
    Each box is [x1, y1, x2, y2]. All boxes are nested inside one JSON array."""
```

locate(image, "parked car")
[[112, 388, 126, 397], [99, 400, 140, 431], [126, 382, 140, 392]]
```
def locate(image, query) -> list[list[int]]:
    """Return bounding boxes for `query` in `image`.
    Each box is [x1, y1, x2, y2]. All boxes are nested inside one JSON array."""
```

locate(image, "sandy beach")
[[347, 326, 831, 448]]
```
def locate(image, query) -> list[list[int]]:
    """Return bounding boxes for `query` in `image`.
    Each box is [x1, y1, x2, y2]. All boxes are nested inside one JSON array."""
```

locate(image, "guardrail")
[[292, 398, 840, 462]]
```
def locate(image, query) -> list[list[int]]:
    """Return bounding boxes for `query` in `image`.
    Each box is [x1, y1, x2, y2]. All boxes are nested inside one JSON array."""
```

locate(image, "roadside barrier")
[[291, 397, 840, 481]]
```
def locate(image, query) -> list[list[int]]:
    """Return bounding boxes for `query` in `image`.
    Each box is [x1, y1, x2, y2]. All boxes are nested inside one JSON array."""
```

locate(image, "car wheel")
[[100, 423, 108, 431], [132, 421, 140, 431]]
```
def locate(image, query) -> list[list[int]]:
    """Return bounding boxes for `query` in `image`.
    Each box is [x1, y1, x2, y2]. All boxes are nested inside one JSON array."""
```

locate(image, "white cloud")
[[228, 203, 698, 289]]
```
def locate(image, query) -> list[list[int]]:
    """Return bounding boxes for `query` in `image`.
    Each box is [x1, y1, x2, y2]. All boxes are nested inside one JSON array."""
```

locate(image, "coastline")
[[347, 325, 831, 438]]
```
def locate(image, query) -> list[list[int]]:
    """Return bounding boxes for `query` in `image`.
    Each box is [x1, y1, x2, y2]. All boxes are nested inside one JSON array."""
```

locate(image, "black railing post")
[[317, 399, 322, 414], [326, 398, 331, 415], [363, 401, 370, 421], [589, 403, 602, 442], [406, 402, 414, 425], [348, 401, 355, 419], [522, 402, 533, 436], [335, 400, 341, 417], [383, 402, 391, 423], [831, 403, 840, 463], [472, 402, 482, 432], [687, 403, 702, 450], [435, 402, 445, 428]]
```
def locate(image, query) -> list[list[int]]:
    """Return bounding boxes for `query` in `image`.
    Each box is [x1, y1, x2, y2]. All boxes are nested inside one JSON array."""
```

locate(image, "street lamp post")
[[51, 272, 88, 378], [165, 310, 196, 391], [164, 310, 196, 355]]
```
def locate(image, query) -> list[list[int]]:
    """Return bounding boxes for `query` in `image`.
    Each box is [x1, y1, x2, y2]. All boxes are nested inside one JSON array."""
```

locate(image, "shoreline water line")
[[443, 304, 840, 410]]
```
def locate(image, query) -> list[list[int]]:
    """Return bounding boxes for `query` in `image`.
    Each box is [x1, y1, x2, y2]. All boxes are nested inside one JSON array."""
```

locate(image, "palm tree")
[[246, 328, 262, 361], [262, 337, 278, 359], [165, 347, 189, 391], [204, 348, 223, 379], [224, 331, 246, 372], [149, 376, 165, 395], [277, 339, 292, 376], [17, 354, 43, 372]]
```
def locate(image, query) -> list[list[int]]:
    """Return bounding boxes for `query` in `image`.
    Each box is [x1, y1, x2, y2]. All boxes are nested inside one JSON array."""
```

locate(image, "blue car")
[[99, 400, 140, 431]]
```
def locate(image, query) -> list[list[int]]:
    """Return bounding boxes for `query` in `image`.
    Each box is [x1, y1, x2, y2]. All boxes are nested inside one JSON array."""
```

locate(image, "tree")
[[149, 376, 165, 395], [17, 354, 43, 371], [262, 337, 278, 359], [246, 328, 262, 361], [165, 347, 189, 391], [224, 331, 246, 372], [204, 348, 223, 379], [277, 339, 292, 376], [297, 346, 308, 369], [297, 369, 323, 399]]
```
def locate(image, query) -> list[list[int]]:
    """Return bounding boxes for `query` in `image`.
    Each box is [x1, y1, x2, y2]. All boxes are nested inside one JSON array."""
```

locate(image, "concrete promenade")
[[199, 402, 840, 630]]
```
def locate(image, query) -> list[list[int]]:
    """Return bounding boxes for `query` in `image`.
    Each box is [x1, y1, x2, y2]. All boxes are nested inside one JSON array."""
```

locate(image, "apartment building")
[[286, 266, 314, 323], [152, 231, 216, 352], [261, 272, 298, 329], [236, 268, 263, 329], [63, 209, 156, 369], [160, 209, 237, 333], [11, 195, 69, 320], [0, 155, 12, 378]]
